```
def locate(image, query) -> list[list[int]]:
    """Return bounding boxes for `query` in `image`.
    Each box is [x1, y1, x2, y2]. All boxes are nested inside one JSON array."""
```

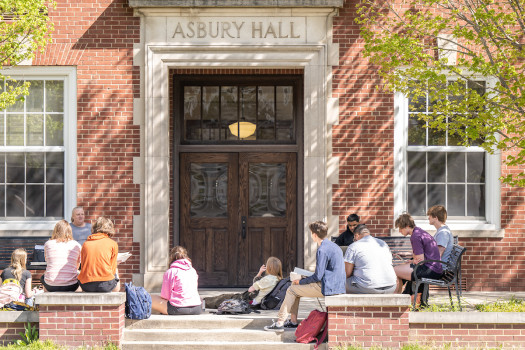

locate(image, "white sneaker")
[[264, 320, 284, 333]]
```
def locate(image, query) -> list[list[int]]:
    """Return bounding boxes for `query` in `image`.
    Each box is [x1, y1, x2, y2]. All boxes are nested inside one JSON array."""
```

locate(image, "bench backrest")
[[0, 236, 50, 270], [441, 244, 467, 283]]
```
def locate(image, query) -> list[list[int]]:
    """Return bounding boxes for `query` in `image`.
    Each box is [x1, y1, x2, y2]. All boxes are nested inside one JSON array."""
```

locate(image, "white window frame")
[[0, 66, 77, 231], [393, 75, 501, 235]]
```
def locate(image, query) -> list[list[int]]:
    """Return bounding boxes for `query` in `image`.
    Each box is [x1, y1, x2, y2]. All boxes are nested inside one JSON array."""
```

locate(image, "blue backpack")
[[125, 282, 152, 319]]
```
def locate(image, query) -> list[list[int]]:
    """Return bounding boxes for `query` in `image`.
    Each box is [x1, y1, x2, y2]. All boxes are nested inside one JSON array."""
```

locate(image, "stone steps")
[[122, 314, 326, 350]]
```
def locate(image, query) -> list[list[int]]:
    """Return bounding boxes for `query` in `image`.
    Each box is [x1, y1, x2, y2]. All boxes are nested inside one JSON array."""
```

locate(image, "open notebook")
[[290, 267, 314, 281]]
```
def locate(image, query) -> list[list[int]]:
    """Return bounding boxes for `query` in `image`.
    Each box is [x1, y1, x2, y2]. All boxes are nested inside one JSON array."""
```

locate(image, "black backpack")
[[260, 277, 291, 310]]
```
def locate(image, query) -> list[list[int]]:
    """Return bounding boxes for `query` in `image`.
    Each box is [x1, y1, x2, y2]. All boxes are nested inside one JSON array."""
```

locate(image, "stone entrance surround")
[[130, 3, 342, 290]]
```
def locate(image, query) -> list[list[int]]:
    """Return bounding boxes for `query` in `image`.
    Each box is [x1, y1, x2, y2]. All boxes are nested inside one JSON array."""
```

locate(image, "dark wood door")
[[180, 152, 297, 287]]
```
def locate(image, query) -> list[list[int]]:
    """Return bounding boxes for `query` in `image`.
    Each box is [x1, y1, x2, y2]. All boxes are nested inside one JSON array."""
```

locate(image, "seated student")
[[0, 248, 35, 304], [394, 213, 442, 302], [427, 205, 454, 267], [334, 214, 360, 246], [344, 224, 397, 294], [203, 256, 283, 309], [264, 221, 345, 332], [70, 206, 92, 247], [152, 246, 202, 315], [78, 217, 120, 293], [41, 220, 82, 292]]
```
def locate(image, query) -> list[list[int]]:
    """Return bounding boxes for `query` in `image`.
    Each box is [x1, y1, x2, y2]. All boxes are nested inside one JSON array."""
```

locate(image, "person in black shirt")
[[334, 214, 360, 246]]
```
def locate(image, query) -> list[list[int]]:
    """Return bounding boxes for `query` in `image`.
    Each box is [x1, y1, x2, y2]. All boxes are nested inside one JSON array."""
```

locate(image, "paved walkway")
[[196, 289, 525, 316]]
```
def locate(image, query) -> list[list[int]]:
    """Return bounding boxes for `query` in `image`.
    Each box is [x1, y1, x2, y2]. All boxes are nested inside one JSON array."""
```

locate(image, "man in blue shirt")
[[264, 221, 346, 332]]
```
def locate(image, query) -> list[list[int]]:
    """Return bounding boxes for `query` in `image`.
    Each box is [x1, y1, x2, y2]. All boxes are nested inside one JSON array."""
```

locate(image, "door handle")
[[241, 216, 247, 239]]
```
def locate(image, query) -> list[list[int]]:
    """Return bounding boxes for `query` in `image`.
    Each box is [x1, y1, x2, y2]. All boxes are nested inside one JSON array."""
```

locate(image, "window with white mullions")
[[0, 79, 65, 219], [406, 79, 487, 219]]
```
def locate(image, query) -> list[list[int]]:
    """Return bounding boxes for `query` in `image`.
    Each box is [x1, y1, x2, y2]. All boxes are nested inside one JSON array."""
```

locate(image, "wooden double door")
[[180, 152, 297, 287]]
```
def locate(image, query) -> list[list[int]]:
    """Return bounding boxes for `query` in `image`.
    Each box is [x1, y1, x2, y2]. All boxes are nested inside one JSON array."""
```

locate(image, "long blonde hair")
[[265, 256, 283, 280], [9, 248, 27, 281], [51, 220, 74, 243]]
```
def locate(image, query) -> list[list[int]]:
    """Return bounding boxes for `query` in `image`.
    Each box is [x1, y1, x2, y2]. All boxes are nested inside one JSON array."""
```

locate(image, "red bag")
[[295, 309, 328, 349]]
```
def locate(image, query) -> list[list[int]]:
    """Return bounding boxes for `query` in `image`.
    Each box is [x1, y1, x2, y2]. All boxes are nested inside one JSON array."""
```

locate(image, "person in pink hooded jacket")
[[151, 246, 202, 315]]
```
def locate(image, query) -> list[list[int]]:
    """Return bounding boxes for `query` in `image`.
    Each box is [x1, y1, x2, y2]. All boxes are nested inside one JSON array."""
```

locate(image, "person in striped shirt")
[[41, 220, 82, 292]]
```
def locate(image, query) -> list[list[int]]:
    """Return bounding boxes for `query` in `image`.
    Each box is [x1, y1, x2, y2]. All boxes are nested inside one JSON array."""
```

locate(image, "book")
[[290, 267, 314, 281], [117, 252, 132, 264]]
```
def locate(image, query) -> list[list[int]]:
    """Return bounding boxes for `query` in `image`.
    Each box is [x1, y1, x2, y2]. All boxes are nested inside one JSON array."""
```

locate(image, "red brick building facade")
[[1, 0, 523, 291]]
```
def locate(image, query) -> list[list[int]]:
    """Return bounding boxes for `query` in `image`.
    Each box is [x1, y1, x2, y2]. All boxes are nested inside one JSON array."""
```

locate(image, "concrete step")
[[121, 340, 326, 350], [122, 314, 327, 350], [123, 328, 294, 342]]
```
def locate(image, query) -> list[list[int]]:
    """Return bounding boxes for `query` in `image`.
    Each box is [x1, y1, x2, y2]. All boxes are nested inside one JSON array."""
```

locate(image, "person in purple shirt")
[[393, 213, 443, 300]]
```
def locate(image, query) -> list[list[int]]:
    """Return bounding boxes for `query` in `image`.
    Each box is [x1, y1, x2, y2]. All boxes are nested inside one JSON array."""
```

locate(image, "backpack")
[[0, 279, 22, 309], [216, 298, 252, 315], [124, 282, 152, 319], [260, 277, 291, 310], [295, 309, 328, 349]]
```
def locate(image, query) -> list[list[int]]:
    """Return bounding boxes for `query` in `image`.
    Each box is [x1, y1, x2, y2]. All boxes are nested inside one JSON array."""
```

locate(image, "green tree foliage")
[[356, 0, 525, 186], [0, 0, 54, 109]]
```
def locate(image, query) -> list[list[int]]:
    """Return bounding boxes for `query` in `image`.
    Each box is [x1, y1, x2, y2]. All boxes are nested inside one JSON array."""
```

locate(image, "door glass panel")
[[190, 163, 228, 218], [221, 86, 238, 141], [249, 163, 286, 217]]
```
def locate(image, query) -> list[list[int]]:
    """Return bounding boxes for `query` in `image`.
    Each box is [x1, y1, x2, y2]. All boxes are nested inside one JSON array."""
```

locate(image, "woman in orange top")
[[78, 217, 120, 292]]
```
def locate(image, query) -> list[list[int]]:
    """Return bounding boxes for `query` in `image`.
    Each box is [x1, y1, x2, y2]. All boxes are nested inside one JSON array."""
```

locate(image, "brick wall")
[[33, 0, 141, 284], [37, 293, 125, 348], [0, 322, 28, 345], [332, 0, 525, 292], [410, 323, 525, 349]]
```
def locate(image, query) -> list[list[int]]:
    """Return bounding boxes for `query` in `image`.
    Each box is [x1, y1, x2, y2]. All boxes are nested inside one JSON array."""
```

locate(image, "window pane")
[[184, 86, 202, 141], [276, 86, 294, 141], [6, 82, 24, 112], [407, 151, 426, 182], [6, 153, 25, 183], [45, 81, 64, 112], [407, 184, 426, 216], [467, 184, 485, 217], [428, 124, 446, 146], [6, 114, 24, 146], [0, 153, 4, 183], [408, 91, 426, 112], [26, 184, 44, 217], [221, 86, 238, 140], [45, 114, 64, 146], [0, 186, 4, 216], [257, 86, 275, 140], [0, 114, 4, 145], [202, 86, 220, 141], [46, 152, 64, 183], [467, 153, 485, 183], [239, 86, 257, 141], [6, 185, 24, 216], [27, 114, 44, 146], [46, 184, 63, 217], [408, 114, 426, 146], [447, 184, 465, 216], [427, 152, 446, 183], [468, 80, 486, 97], [27, 80, 44, 112], [447, 152, 465, 182], [428, 184, 446, 209], [26, 153, 45, 183]]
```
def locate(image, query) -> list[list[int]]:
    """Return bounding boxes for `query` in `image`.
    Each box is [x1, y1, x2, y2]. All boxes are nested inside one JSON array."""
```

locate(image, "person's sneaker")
[[283, 319, 299, 328], [264, 321, 284, 332]]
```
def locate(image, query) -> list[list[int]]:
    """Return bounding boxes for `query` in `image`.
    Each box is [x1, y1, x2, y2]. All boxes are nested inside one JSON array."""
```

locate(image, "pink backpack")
[[295, 309, 328, 349]]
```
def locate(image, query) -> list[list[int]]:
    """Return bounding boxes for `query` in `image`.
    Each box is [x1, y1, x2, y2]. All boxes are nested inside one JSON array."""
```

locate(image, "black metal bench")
[[0, 236, 50, 271], [412, 244, 467, 310]]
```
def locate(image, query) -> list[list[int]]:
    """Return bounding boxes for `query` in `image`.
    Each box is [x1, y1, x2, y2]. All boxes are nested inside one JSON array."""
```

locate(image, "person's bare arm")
[[438, 246, 445, 257], [345, 262, 354, 278], [24, 278, 34, 298], [412, 253, 424, 264]]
